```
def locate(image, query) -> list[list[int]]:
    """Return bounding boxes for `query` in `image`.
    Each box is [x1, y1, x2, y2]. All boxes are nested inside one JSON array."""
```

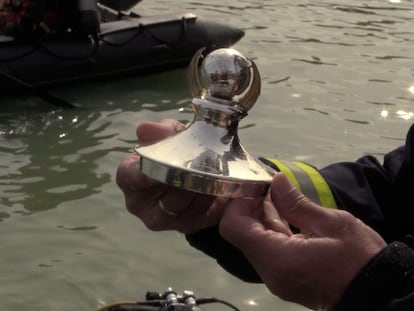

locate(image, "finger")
[[270, 173, 338, 236], [219, 196, 291, 249], [262, 192, 291, 234], [116, 153, 159, 194], [169, 192, 221, 233], [136, 119, 186, 146], [118, 119, 186, 192], [136, 187, 218, 233], [157, 188, 213, 219], [219, 198, 266, 248], [116, 154, 186, 222]]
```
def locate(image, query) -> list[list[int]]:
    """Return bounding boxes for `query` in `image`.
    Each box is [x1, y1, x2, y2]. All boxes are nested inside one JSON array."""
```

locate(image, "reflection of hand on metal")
[[158, 199, 178, 217]]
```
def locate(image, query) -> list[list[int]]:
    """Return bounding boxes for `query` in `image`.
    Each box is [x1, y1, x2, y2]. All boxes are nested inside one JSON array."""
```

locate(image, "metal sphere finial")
[[200, 48, 252, 99], [188, 48, 261, 112]]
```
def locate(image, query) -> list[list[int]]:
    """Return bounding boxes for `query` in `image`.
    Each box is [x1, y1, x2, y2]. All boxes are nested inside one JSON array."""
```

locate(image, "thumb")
[[136, 119, 186, 145], [270, 173, 336, 235]]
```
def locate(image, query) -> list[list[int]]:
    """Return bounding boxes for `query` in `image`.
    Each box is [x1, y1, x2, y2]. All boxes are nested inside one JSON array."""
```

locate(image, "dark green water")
[[1, 1, 413, 310]]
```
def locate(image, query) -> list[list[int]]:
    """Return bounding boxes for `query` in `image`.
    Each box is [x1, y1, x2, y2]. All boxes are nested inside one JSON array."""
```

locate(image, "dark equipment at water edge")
[[0, 0, 244, 92], [97, 288, 241, 311]]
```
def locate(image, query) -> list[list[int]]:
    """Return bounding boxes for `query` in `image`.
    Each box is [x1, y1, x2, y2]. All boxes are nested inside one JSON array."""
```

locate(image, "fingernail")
[[174, 121, 187, 134]]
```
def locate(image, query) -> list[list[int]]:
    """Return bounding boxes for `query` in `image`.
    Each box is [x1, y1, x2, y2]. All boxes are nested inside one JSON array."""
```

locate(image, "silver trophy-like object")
[[135, 48, 274, 198]]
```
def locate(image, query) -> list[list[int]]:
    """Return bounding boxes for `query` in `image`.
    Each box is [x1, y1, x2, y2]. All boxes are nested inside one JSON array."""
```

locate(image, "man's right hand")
[[219, 173, 387, 310]]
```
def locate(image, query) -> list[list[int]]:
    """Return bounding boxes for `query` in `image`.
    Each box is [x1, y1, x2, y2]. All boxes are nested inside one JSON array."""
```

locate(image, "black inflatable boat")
[[0, 0, 244, 92]]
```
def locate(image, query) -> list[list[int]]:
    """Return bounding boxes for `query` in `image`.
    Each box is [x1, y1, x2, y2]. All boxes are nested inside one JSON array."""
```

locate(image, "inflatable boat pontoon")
[[0, 0, 244, 92]]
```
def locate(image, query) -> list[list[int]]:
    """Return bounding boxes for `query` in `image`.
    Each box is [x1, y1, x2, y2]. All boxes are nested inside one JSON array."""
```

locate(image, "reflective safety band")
[[265, 158, 337, 209]]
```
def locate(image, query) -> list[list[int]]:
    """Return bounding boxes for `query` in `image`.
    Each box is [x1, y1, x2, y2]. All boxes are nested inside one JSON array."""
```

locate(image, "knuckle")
[[125, 200, 137, 215], [286, 192, 313, 216], [331, 209, 358, 233], [218, 216, 232, 238], [115, 155, 141, 192], [144, 219, 163, 231], [115, 160, 129, 190]]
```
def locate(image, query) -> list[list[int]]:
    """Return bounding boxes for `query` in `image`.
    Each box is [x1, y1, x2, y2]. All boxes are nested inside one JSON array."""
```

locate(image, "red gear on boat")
[[0, 0, 29, 33]]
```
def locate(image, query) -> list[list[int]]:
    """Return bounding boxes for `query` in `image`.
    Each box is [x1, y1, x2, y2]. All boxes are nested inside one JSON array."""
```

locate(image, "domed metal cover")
[[135, 48, 274, 198]]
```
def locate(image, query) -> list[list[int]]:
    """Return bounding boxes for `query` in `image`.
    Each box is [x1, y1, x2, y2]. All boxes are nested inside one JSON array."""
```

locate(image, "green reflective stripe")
[[265, 158, 337, 209], [292, 161, 337, 209], [266, 158, 301, 190]]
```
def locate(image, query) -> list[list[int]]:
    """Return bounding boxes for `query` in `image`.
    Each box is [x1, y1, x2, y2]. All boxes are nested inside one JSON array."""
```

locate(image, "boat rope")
[[0, 17, 189, 63], [100, 17, 188, 48], [0, 35, 100, 62], [99, 24, 148, 47], [140, 17, 188, 47], [40, 35, 100, 61]]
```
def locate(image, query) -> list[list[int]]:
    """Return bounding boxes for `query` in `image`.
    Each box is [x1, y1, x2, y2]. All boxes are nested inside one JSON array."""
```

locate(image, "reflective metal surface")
[[136, 48, 274, 198]]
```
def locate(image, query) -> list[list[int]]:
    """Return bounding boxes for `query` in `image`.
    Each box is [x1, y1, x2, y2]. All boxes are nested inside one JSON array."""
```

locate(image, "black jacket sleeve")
[[186, 225, 262, 282], [335, 242, 414, 311], [321, 123, 414, 243]]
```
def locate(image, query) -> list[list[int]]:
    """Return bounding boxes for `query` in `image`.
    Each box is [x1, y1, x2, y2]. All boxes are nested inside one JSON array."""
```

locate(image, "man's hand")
[[116, 119, 227, 234], [219, 173, 386, 310]]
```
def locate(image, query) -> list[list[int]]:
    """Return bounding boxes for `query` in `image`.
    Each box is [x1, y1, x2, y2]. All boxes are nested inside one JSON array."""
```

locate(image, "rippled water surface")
[[1, 1, 414, 310]]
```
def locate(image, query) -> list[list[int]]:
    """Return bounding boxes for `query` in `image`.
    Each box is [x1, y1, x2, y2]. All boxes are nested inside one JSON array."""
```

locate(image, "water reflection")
[[0, 69, 192, 221], [396, 110, 414, 120], [0, 111, 112, 218]]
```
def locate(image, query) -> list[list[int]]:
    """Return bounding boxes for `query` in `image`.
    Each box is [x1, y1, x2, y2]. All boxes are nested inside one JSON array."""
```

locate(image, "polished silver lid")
[[135, 48, 274, 198]]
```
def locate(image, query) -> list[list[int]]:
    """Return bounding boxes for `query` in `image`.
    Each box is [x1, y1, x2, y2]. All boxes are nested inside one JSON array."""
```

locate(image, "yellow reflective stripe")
[[266, 158, 301, 190], [273, 160, 322, 205], [292, 161, 337, 209], [265, 158, 337, 209]]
